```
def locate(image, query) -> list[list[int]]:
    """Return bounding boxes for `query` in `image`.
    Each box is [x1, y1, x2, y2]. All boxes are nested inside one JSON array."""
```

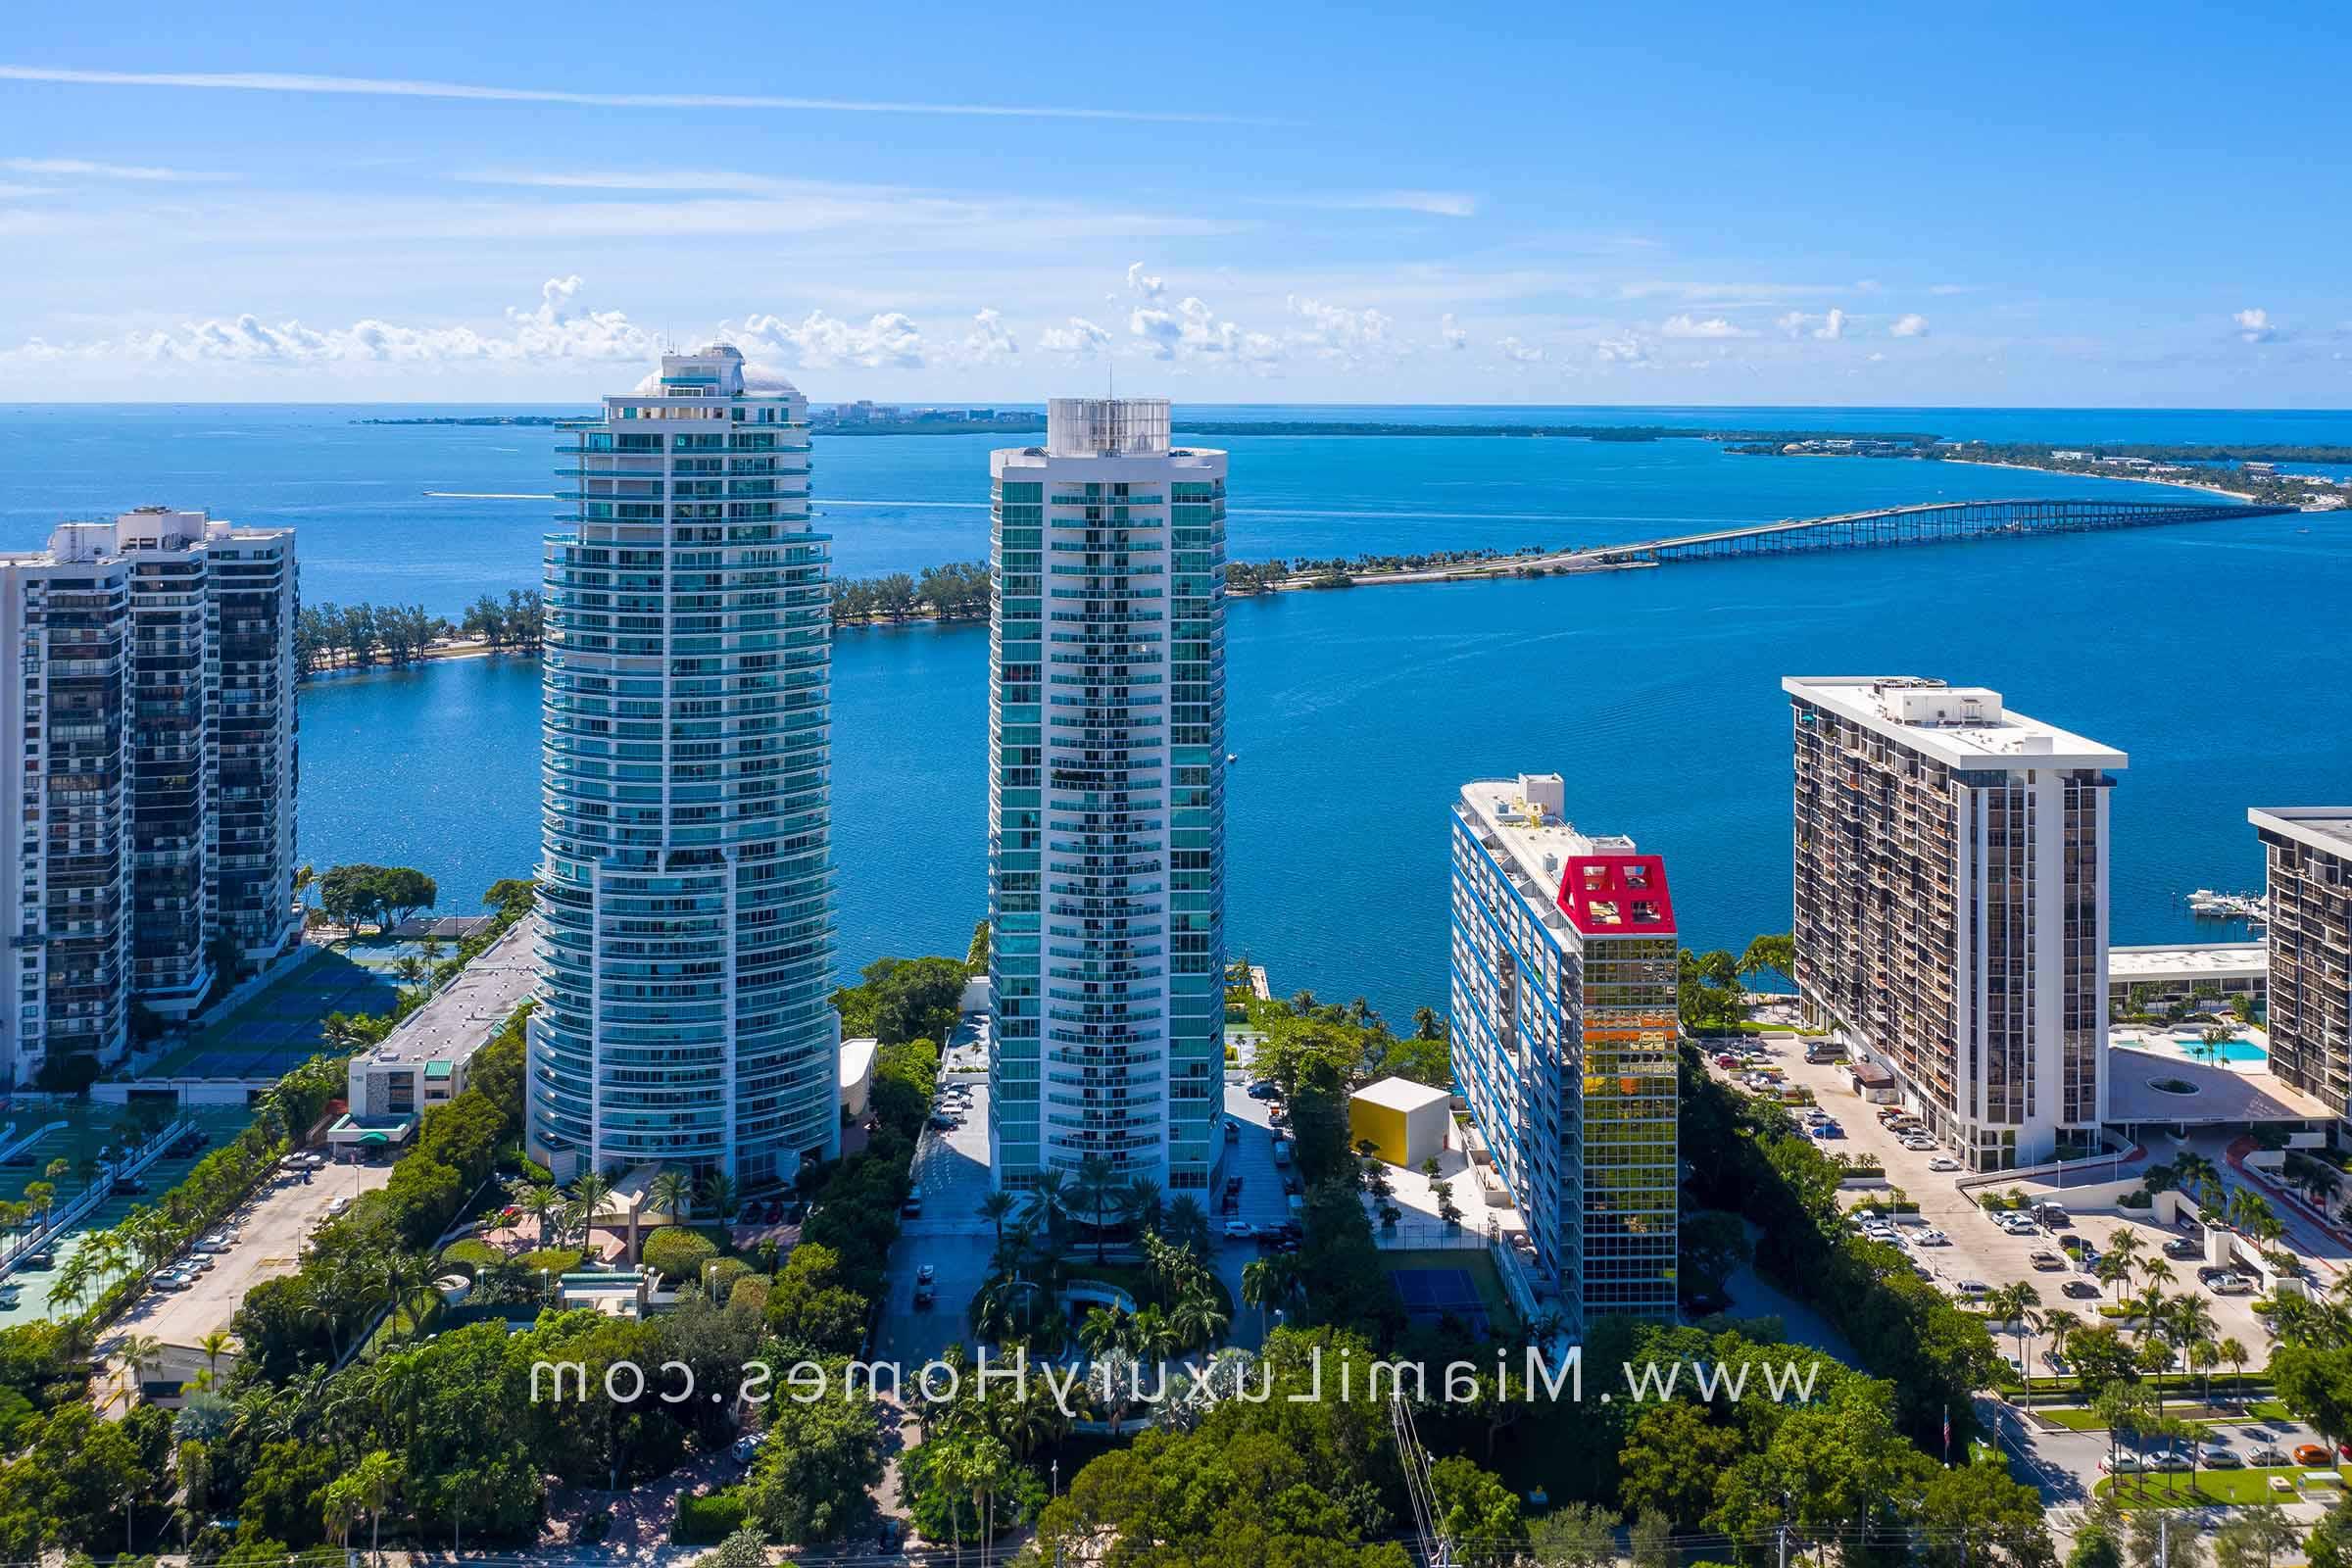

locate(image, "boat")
[[1226, 753, 1238, 764]]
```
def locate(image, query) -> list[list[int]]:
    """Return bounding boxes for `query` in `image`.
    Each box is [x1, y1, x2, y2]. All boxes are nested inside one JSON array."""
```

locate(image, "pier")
[[1571, 496, 2297, 567]]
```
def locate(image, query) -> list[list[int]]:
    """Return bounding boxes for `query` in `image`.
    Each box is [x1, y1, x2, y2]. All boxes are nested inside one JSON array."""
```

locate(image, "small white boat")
[[1226, 753, 1238, 764]]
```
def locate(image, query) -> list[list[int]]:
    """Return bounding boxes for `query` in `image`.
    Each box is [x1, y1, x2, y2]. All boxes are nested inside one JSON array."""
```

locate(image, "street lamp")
[[1052, 1459, 1059, 1499]]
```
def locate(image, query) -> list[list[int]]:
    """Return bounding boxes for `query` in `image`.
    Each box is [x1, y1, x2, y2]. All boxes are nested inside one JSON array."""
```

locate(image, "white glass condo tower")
[[987, 399, 1227, 1195], [529, 346, 840, 1188]]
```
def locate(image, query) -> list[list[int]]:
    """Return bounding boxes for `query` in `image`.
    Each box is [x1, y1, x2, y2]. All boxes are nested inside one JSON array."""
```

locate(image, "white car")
[[1222, 1221, 1254, 1241], [1927, 1156, 1961, 1173], [1900, 1137, 1936, 1152], [1912, 1229, 1950, 1247]]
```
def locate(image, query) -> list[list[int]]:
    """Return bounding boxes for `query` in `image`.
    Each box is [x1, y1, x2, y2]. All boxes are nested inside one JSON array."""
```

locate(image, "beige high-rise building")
[[2249, 808, 2352, 1116], [1785, 676, 2123, 1172]]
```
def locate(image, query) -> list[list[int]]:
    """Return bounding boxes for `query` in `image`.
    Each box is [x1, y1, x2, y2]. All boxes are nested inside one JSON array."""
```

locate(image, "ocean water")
[[9, 405, 2349, 1024]]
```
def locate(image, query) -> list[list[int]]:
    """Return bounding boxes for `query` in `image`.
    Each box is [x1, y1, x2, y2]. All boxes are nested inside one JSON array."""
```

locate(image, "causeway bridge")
[[1571, 497, 2298, 567]]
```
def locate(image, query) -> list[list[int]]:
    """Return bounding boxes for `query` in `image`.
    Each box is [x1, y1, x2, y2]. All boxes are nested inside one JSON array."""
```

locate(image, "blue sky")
[[1, 0, 2345, 405]]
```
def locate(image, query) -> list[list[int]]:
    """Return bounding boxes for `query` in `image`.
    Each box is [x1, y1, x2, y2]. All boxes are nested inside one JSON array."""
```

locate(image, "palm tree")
[[1118, 1175, 1163, 1239], [322, 1476, 363, 1551], [509, 1180, 562, 1248], [570, 1169, 614, 1256], [1033, 1167, 1074, 1253], [2095, 1250, 2135, 1301], [1163, 1194, 1211, 1254], [2106, 1226, 2146, 1271], [977, 1190, 1016, 1247], [2132, 1283, 2171, 1345], [1075, 1154, 1117, 1264], [1169, 1282, 1230, 1350], [1129, 1303, 1179, 1362], [117, 1332, 164, 1409], [1242, 1254, 1301, 1339], [1078, 1304, 1129, 1359], [647, 1167, 694, 1254], [393, 955, 428, 993], [2219, 1335, 2251, 1402], [696, 1167, 738, 1224], [198, 1327, 232, 1381], [2041, 1307, 2082, 1386], [2186, 1337, 2221, 1407], [353, 1448, 403, 1566]]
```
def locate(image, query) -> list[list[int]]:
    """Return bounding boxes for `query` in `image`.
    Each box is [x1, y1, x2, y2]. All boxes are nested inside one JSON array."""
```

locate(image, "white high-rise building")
[[529, 346, 841, 1188], [0, 508, 299, 1089], [987, 399, 1227, 1195], [1786, 676, 2124, 1171]]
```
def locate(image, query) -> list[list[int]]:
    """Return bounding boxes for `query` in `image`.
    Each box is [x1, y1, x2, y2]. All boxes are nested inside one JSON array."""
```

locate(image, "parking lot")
[[1709, 1042, 2276, 1376], [97, 1154, 393, 1397]]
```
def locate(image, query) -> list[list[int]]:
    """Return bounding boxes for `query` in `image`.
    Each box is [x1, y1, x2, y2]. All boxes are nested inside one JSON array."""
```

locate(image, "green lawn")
[[2034, 1399, 2290, 1432], [2095, 1467, 2333, 1508]]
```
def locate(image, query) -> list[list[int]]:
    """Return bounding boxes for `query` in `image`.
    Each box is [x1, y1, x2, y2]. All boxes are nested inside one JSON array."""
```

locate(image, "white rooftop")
[[1351, 1076, 1452, 1114], [353, 915, 536, 1073], [1458, 776, 1635, 921], [1784, 676, 2127, 771], [2108, 943, 2267, 980], [839, 1036, 878, 1092], [2250, 808, 2352, 859]]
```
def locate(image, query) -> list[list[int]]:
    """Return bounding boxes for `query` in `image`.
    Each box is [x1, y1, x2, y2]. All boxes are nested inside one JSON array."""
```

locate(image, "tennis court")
[[1390, 1258, 1500, 1334], [150, 947, 402, 1080]]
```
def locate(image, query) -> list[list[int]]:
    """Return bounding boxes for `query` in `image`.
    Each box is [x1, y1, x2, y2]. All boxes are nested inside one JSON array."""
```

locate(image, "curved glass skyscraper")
[[528, 346, 840, 1188]]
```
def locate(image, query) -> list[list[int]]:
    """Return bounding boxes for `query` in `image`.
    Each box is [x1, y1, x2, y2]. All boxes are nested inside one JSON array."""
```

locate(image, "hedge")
[[643, 1228, 719, 1284], [677, 1488, 748, 1543]]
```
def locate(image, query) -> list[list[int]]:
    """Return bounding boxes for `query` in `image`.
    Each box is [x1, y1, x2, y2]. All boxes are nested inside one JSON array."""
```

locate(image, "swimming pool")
[[2161, 1037, 2270, 1065]]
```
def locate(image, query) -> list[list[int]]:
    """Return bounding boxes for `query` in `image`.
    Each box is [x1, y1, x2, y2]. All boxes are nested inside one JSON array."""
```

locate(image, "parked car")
[[732, 1434, 763, 1464], [2248, 1445, 2290, 1467], [1223, 1221, 1254, 1241], [192, 1232, 235, 1253], [1248, 1081, 1277, 1099], [152, 1272, 194, 1293], [1912, 1229, 1950, 1247], [1927, 1156, 1961, 1172], [1900, 1137, 1936, 1152], [2209, 1273, 2256, 1296], [1955, 1279, 1990, 1298], [2147, 1452, 2192, 1473], [2062, 1280, 2101, 1298], [2164, 1237, 2203, 1260], [2033, 1202, 2072, 1229], [2293, 1445, 2331, 1467], [916, 1264, 936, 1286], [2029, 1250, 2066, 1271], [2096, 1454, 2142, 1475], [2202, 1446, 2243, 1469]]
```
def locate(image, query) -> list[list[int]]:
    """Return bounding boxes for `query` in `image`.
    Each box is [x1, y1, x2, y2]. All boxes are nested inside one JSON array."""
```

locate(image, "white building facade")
[[987, 399, 1227, 1195], [1787, 676, 2124, 1171], [530, 347, 840, 1188], [1448, 773, 1680, 1335], [0, 509, 299, 1090]]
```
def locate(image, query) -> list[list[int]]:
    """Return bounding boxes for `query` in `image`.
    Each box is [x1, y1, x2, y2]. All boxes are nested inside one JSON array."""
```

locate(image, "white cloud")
[[1268, 190, 1477, 219], [1889, 313, 1930, 338], [1440, 314, 1468, 351], [1497, 336, 1545, 365], [1038, 317, 1112, 358], [1593, 333, 1654, 368], [0, 155, 237, 182], [3, 273, 655, 367], [1285, 295, 1396, 363], [727, 309, 929, 370], [1124, 266, 1280, 366], [1659, 314, 1753, 340], [0, 64, 1268, 124], [960, 307, 1018, 365], [1777, 308, 1847, 340], [2234, 308, 2277, 343]]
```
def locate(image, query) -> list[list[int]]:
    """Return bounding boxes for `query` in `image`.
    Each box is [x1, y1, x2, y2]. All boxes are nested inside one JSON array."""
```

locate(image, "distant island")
[[355, 415, 572, 426], [1735, 434, 2348, 509]]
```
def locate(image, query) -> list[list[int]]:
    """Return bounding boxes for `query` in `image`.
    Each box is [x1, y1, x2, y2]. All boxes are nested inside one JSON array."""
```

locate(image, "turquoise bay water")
[[8, 405, 2349, 1024]]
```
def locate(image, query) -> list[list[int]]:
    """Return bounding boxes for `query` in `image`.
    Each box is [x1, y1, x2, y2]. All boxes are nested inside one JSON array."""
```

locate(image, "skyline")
[[4, 0, 2350, 405]]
